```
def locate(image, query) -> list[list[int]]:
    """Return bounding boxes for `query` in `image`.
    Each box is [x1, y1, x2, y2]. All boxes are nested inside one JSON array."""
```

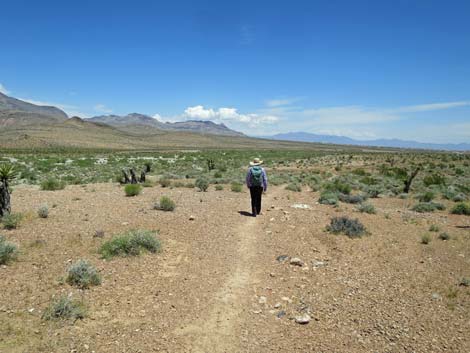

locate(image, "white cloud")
[[94, 104, 113, 114], [0, 83, 10, 95], [265, 97, 303, 107], [393, 101, 470, 113]]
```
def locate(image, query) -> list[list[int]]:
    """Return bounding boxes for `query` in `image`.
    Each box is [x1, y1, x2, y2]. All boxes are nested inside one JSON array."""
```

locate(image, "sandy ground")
[[1, 183, 469, 353]]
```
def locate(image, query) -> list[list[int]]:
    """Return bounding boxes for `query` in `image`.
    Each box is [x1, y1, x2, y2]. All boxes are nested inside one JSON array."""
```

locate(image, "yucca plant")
[[0, 164, 16, 218]]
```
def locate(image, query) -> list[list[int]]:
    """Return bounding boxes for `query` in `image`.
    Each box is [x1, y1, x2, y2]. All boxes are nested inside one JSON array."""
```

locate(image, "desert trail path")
[[177, 189, 279, 353]]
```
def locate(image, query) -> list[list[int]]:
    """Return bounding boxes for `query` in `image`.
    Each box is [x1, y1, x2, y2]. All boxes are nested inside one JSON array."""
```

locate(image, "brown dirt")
[[1, 184, 469, 353]]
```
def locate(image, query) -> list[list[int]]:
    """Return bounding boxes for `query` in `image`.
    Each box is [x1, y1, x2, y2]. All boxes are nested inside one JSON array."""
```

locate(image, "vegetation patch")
[[231, 182, 243, 193], [339, 193, 366, 204], [412, 202, 445, 213], [99, 229, 161, 259], [319, 191, 339, 205], [42, 295, 86, 321], [450, 202, 470, 215], [357, 203, 376, 214], [195, 177, 209, 192], [40, 178, 66, 191], [154, 196, 176, 211], [285, 183, 301, 192], [438, 232, 450, 240], [124, 184, 142, 196], [1, 213, 23, 230], [0, 235, 18, 265], [326, 216, 366, 238], [421, 234, 431, 244], [66, 260, 101, 289], [37, 205, 49, 218]]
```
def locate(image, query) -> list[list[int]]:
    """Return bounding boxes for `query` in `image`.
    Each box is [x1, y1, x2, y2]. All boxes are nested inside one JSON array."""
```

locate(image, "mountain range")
[[266, 132, 470, 152]]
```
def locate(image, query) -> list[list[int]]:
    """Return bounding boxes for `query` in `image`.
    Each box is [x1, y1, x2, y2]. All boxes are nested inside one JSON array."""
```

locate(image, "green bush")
[[99, 229, 161, 259], [326, 216, 366, 238], [357, 203, 376, 214], [319, 191, 339, 205], [429, 224, 439, 232], [324, 180, 352, 195], [421, 234, 431, 244], [215, 184, 224, 191], [124, 184, 142, 196], [214, 171, 223, 178], [231, 182, 243, 192], [285, 183, 301, 192], [42, 295, 86, 321], [154, 196, 176, 211], [66, 260, 101, 289], [159, 178, 171, 188], [0, 235, 18, 265], [412, 202, 445, 213], [37, 205, 49, 218], [438, 232, 450, 240], [195, 177, 209, 192], [451, 202, 470, 215], [423, 174, 446, 186], [141, 180, 154, 187], [418, 191, 435, 203], [40, 178, 66, 191], [1, 213, 23, 230], [339, 193, 367, 204]]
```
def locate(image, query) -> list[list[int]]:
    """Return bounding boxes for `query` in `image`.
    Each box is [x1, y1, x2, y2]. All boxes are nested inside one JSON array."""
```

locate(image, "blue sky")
[[1, 0, 469, 143]]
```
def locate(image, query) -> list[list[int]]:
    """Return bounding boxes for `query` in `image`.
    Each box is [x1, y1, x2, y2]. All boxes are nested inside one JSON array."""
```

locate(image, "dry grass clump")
[[42, 295, 86, 321], [66, 260, 101, 289], [0, 235, 18, 265], [326, 216, 366, 238], [99, 229, 161, 259]]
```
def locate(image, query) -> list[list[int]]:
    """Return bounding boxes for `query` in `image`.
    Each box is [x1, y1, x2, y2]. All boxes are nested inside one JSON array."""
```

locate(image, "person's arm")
[[262, 168, 268, 192], [246, 168, 252, 188]]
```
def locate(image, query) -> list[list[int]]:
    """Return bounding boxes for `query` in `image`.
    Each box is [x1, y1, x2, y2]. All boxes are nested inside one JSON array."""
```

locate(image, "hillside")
[[0, 92, 68, 121]]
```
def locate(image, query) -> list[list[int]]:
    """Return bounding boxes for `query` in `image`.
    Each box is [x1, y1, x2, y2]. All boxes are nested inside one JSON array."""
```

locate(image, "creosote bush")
[[195, 177, 209, 192], [124, 184, 142, 197], [339, 193, 366, 204], [231, 182, 243, 192], [450, 202, 470, 215], [37, 205, 49, 218], [421, 234, 431, 244], [357, 203, 376, 214], [66, 260, 101, 289], [42, 295, 86, 321], [40, 178, 66, 191], [0, 235, 18, 265], [285, 183, 301, 192], [326, 216, 366, 238], [1, 213, 23, 230], [412, 202, 445, 213], [438, 232, 450, 240], [319, 191, 339, 205], [154, 196, 176, 211], [418, 191, 435, 203], [215, 184, 224, 191], [429, 224, 439, 232], [99, 229, 161, 259], [158, 178, 171, 188]]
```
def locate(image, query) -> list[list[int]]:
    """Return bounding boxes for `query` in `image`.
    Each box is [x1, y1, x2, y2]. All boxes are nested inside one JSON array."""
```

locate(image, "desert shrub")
[[124, 184, 142, 196], [338, 193, 367, 204], [37, 205, 49, 218], [154, 196, 176, 211], [1, 213, 23, 230], [423, 174, 446, 186], [412, 202, 445, 213], [421, 234, 431, 244], [319, 191, 339, 205], [99, 229, 161, 259], [0, 235, 18, 265], [214, 171, 223, 178], [285, 183, 301, 192], [352, 168, 368, 176], [42, 295, 86, 321], [459, 278, 470, 287], [66, 260, 101, 289], [195, 177, 209, 192], [365, 186, 383, 198], [429, 224, 439, 232], [158, 178, 171, 188], [184, 182, 195, 188], [357, 203, 376, 214], [326, 216, 366, 238], [172, 181, 185, 188], [452, 193, 467, 202], [141, 180, 154, 187], [215, 185, 224, 191], [418, 191, 435, 203], [324, 180, 352, 195], [40, 178, 66, 191], [438, 232, 450, 240], [231, 182, 243, 192], [451, 202, 470, 215]]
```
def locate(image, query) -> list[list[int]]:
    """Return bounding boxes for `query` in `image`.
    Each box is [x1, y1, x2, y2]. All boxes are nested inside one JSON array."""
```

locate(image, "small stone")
[[312, 260, 326, 267], [189, 215, 195, 221], [258, 296, 267, 304], [274, 303, 282, 309], [122, 222, 129, 226], [276, 255, 289, 263], [277, 310, 286, 318], [94, 230, 105, 238], [432, 293, 442, 300], [289, 258, 304, 267], [295, 314, 311, 324], [270, 217, 275, 222], [281, 297, 292, 303], [84, 344, 90, 350]]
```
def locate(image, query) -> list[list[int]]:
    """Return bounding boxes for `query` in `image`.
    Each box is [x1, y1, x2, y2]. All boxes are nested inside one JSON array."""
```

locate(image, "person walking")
[[246, 157, 268, 217]]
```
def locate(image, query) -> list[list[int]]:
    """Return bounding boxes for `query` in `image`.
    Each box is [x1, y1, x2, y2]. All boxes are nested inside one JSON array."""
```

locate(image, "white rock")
[[291, 204, 311, 209], [258, 296, 267, 304], [295, 314, 311, 324], [290, 257, 304, 267]]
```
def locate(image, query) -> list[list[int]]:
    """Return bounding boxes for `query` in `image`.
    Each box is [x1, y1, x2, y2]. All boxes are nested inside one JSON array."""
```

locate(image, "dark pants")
[[250, 186, 263, 215]]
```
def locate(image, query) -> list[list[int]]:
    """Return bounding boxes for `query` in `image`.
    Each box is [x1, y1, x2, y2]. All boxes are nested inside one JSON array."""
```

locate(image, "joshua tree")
[[207, 158, 215, 171], [403, 167, 421, 193], [0, 164, 16, 217]]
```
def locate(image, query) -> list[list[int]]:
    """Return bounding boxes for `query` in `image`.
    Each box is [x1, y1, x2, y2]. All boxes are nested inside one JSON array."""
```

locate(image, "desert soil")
[[1, 183, 470, 353]]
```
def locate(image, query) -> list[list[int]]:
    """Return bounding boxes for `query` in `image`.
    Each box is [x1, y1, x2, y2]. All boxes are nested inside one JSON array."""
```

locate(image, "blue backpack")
[[251, 166, 263, 187]]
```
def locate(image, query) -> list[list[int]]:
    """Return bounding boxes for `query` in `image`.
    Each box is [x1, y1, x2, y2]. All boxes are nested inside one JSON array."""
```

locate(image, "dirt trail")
[[179, 191, 276, 353]]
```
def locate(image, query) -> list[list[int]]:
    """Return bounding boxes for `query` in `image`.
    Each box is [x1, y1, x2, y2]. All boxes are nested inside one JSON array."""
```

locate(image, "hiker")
[[246, 157, 268, 217]]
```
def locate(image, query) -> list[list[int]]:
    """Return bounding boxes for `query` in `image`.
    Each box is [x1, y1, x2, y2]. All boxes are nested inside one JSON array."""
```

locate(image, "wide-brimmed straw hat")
[[250, 157, 263, 166]]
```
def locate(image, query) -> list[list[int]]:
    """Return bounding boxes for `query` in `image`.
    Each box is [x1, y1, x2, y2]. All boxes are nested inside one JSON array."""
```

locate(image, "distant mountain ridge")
[[0, 92, 68, 120], [267, 132, 470, 151], [89, 113, 244, 137]]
